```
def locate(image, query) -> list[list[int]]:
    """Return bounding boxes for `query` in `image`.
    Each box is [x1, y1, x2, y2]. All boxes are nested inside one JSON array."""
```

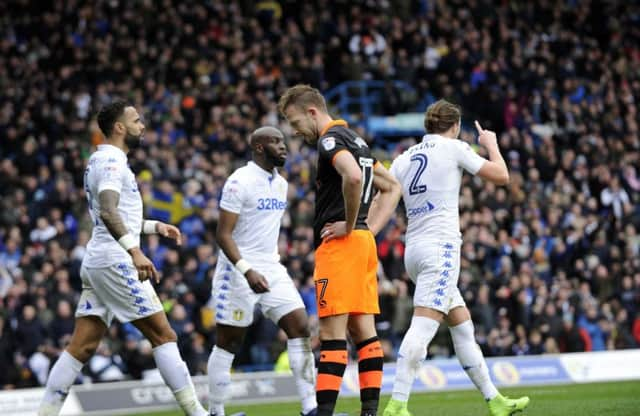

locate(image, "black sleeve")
[[318, 134, 350, 164]]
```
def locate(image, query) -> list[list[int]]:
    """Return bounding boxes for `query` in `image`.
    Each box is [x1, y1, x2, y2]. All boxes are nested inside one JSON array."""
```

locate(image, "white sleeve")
[[97, 157, 125, 194], [453, 140, 486, 175], [389, 155, 404, 181], [219, 175, 246, 214]]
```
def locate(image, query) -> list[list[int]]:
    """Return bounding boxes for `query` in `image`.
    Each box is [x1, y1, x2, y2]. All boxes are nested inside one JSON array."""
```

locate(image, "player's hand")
[[245, 269, 270, 293], [321, 221, 348, 242], [130, 248, 160, 283], [475, 120, 498, 149], [157, 222, 182, 246]]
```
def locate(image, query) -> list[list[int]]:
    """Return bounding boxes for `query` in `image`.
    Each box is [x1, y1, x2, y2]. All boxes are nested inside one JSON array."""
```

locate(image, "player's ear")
[[307, 107, 317, 117]]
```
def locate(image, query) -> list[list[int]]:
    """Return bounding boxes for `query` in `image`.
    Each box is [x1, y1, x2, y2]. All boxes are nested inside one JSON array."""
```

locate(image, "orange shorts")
[[313, 229, 379, 317]]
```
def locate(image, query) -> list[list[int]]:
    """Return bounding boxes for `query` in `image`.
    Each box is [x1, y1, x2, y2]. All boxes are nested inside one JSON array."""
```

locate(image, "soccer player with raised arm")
[[279, 85, 401, 416], [38, 101, 208, 416], [208, 127, 317, 416], [366, 100, 530, 416]]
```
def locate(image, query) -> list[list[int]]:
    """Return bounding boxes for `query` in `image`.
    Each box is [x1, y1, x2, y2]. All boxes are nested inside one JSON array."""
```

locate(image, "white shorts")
[[405, 241, 465, 314], [212, 258, 305, 327], [75, 262, 164, 326]]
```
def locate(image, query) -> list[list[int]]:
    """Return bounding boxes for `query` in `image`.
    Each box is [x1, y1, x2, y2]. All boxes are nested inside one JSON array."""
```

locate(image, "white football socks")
[[153, 342, 208, 416], [38, 350, 84, 416], [450, 320, 498, 400], [287, 338, 317, 414], [391, 316, 440, 402], [207, 345, 235, 416]]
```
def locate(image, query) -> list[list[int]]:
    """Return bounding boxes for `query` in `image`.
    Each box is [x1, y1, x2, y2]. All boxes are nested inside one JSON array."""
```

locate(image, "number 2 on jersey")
[[359, 157, 374, 204], [409, 154, 428, 195]]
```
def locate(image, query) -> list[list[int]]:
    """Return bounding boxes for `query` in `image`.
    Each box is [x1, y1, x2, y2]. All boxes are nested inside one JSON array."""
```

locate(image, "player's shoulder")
[[449, 138, 476, 153], [393, 144, 416, 164], [318, 130, 346, 154], [93, 146, 126, 164], [321, 122, 352, 140], [319, 122, 355, 146], [226, 164, 252, 183]]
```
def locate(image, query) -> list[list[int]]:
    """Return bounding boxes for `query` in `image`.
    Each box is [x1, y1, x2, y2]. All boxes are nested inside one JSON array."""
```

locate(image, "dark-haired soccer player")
[[279, 85, 401, 416], [38, 101, 207, 416]]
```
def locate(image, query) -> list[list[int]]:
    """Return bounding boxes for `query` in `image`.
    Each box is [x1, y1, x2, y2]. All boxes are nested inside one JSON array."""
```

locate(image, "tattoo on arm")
[[98, 190, 129, 239]]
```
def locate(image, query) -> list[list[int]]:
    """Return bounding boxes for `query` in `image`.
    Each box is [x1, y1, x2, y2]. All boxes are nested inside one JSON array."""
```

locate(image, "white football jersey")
[[83, 144, 143, 268], [218, 161, 288, 264], [390, 134, 486, 244]]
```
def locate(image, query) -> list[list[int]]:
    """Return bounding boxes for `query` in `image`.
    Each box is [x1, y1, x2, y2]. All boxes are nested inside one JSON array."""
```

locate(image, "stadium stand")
[[0, 0, 639, 389]]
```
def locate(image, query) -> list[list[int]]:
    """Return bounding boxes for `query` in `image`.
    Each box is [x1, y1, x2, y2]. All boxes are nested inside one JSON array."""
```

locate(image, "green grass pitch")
[[129, 380, 640, 416]]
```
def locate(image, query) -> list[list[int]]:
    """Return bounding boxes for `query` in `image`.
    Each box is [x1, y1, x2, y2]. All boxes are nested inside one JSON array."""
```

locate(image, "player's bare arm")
[[143, 219, 183, 245], [98, 190, 129, 238], [367, 163, 402, 236], [216, 208, 269, 293], [474, 120, 510, 185], [98, 189, 158, 282]]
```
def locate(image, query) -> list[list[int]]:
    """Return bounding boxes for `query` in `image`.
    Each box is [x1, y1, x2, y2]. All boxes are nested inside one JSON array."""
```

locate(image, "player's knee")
[[69, 340, 99, 363], [215, 330, 244, 354], [217, 337, 242, 354], [285, 318, 310, 339], [288, 324, 310, 339], [279, 309, 310, 339], [163, 328, 178, 344], [449, 320, 475, 345], [150, 328, 177, 347], [399, 338, 427, 363]]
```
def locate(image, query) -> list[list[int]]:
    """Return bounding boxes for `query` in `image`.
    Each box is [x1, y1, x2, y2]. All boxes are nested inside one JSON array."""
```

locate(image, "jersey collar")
[[248, 161, 278, 181], [97, 143, 127, 157], [320, 119, 348, 136], [422, 134, 439, 142]]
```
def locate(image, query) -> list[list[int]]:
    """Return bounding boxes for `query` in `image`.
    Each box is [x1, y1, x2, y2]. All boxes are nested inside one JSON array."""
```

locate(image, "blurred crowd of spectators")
[[1, 0, 640, 389]]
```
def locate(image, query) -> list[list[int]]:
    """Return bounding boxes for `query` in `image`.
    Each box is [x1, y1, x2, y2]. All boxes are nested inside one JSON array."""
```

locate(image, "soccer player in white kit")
[[38, 101, 208, 416], [367, 100, 530, 416], [207, 126, 317, 416]]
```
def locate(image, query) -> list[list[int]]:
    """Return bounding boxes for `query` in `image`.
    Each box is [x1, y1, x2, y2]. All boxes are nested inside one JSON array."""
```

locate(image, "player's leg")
[[384, 242, 450, 416], [348, 313, 384, 416], [317, 313, 349, 416], [315, 232, 372, 416], [383, 307, 442, 416], [38, 315, 107, 416], [39, 266, 110, 416], [133, 311, 207, 416], [91, 263, 206, 416], [207, 324, 247, 416], [262, 264, 317, 416], [346, 231, 384, 416], [447, 306, 529, 416], [208, 261, 258, 416], [277, 309, 317, 416]]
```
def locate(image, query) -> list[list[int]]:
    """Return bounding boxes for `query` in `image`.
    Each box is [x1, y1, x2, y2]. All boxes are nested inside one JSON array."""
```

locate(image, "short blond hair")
[[424, 99, 461, 134], [278, 84, 328, 115]]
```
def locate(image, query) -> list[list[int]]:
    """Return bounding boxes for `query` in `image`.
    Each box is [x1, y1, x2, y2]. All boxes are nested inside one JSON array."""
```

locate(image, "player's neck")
[[104, 137, 128, 153], [316, 113, 334, 136], [441, 124, 459, 139], [252, 158, 275, 174]]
